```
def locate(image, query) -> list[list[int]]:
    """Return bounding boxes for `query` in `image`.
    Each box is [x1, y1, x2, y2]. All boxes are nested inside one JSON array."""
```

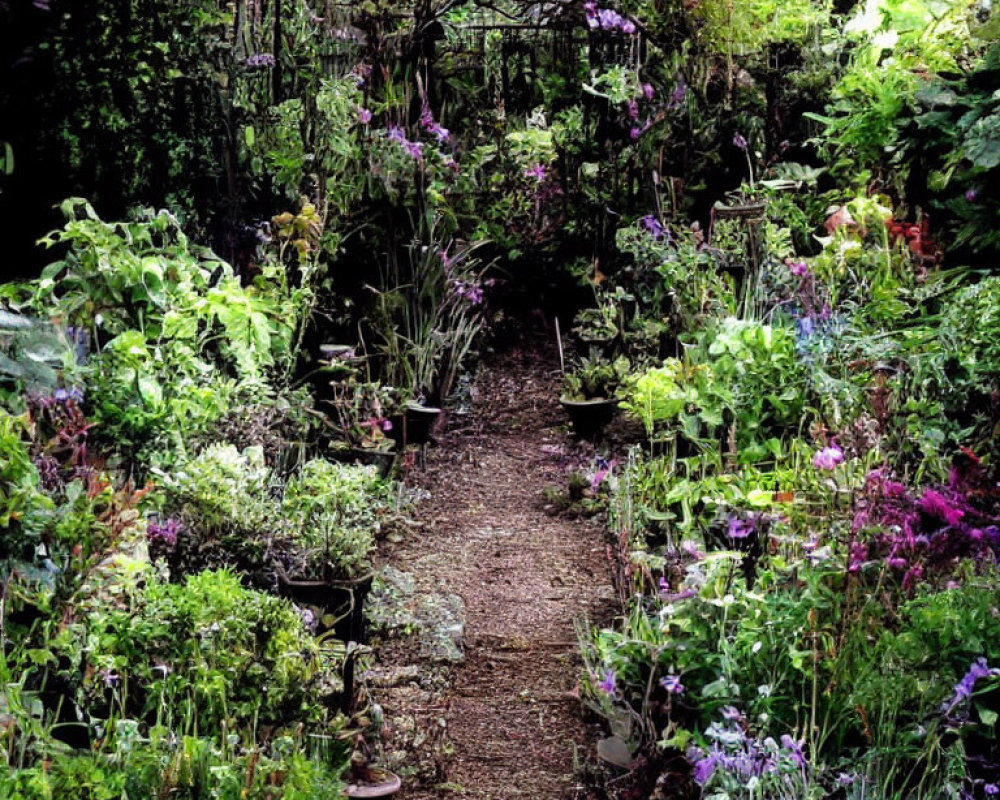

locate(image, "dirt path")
[[368, 334, 617, 799]]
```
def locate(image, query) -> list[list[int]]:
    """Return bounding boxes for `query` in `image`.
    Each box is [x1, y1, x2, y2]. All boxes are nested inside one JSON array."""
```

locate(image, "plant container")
[[345, 768, 402, 798], [385, 402, 441, 447], [560, 396, 619, 439]]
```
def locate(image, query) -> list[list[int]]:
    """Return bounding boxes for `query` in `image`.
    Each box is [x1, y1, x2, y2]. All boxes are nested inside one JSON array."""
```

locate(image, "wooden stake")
[[555, 316, 565, 375]]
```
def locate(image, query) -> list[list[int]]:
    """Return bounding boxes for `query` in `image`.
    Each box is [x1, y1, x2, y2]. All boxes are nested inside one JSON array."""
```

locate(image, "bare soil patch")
[[368, 331, 618, 799]]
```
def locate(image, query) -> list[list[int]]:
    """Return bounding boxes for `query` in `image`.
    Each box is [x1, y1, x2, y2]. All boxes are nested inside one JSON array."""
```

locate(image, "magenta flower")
[[642, 82, 654, 100], [786, 258, 809, 276], [524, 163, 546, 182], [812, 445, 844, 470], [917, 489, 965, 527], [630, 126, 641, 140], [966, 187, 979, 202], [357, 107, 373, 124]]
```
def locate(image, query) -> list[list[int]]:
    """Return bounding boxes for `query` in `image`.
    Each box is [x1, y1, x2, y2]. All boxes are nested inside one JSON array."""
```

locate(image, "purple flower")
[[945, 657, 998, 712], [966, 187, 979, 203], [727, 515, 756, 539], [148, 518, 181, 547], [641, 214, 664, 239], [721, 706, 743, 721], [357, 107, 373, 124], [420, 108, 450, 142], [780, 735, 806, 768], [660, 674, 684, 694], [387, 125, 406, 144], [984, 784, 998, 796], [99, 669, 120, 688], [812, 445, 844, 470], [733, 132, 748, 150], [668, 80, 686, 107], [692, 749, 720, 784], [627, 99, 639, 120], [245, 53, 276, 69], [642, 82, 655, 100], [597, 669, 616, 695], [451, 279, 484, 305], [524, 163, 546, 182], [620, 19, 636, 34], [630, 126, 641, 140], [402, 140, 424, 160]]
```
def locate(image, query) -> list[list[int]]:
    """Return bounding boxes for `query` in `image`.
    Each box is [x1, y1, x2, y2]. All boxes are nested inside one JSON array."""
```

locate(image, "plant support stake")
[[555, 315, 565, 375]]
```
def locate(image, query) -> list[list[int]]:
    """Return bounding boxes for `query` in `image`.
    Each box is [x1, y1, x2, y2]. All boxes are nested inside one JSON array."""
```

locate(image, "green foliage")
[[282, 459, 391, 579], [159, 446, 390, 580], [50, 565, 343, 735], [5, 201, 311, 469]]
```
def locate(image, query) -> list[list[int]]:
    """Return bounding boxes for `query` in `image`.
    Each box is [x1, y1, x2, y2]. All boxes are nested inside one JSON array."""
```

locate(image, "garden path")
[[370, 330, 617, 799]]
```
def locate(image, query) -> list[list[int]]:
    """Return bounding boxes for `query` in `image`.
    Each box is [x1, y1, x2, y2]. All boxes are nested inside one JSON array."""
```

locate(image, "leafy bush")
[[50, 565, 343, 735]]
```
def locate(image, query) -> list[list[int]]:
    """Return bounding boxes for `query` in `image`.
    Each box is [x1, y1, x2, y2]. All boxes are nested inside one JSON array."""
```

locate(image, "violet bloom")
[[985, 785, 998, 796], [99, 669, 120, 688], [780, 735, 806, 768], [660, 674, 684, 694], [642, 82, 655, 100], [630, 126, 641, 140], [402, 140, 424, 160], [812, 445, 844, 470], [733, 132, 748, 150], [597, 669, 616, 695], [245, 53, 276, 69], [692, 749, 720, 784], [420, 109, 450, 142], [387, 125, 406, 144], [357, 107, 373, 124], [668, 80, 687, 107], [721, 705, 743, 721], [627, 99, 639, 120], [641, 214, 664, 239], [524, 163, 546, 182], [727, 515, 755, 539], [944, 657, 998, 712], [966, 187, 979, 203], [620, 19, 636, 34], [147, 518, 181, 547]]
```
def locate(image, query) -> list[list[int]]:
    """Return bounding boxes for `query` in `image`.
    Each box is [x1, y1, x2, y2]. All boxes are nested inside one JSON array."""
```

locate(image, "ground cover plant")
[[1, 0, 1000, 797]]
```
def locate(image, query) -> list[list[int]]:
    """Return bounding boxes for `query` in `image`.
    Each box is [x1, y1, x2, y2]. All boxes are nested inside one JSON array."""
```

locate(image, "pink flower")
[[642, 82, 654, 100], [785, 258, 809, 276], [812, 445, 844, 470], [357, 107, 372, 124]]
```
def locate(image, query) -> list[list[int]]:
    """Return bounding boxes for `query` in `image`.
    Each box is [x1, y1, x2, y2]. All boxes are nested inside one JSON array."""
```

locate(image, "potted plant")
[[560, 356, 629, 438], [324, 377, 398, 475]]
